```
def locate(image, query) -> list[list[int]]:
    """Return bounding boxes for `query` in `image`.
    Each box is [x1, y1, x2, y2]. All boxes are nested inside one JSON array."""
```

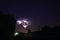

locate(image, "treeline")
[[32, 25, 59, 40], [0, 11, 59, 40], [0, 11, 16, 40]]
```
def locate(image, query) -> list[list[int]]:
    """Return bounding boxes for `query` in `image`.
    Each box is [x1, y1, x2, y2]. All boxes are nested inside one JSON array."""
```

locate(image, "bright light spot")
[[17, 20, 22, 24], [23, 20, 27, 23], [23, 20, 28, 24], [23, 25, 27, 28], [14, 32, 19, 36]]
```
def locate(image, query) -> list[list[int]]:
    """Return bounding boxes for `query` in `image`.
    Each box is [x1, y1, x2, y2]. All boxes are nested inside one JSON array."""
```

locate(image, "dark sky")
[[0, 0, 60, 32]]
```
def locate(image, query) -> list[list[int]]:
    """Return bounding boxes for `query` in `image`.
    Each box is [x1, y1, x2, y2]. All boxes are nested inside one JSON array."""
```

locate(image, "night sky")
[[0, 0, 60, 32]]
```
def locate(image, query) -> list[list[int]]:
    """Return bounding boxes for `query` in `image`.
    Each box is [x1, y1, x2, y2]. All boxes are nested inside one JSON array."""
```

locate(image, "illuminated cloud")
[[17, 20, 22, 24], [23, 25, 27, 28]]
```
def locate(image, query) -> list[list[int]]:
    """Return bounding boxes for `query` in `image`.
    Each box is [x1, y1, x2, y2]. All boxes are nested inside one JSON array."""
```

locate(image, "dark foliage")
[[0, 11, 16, 40]]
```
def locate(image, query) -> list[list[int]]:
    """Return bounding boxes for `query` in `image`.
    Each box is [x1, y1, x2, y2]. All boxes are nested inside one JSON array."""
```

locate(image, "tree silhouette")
[[0, 11, 16, 40]]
